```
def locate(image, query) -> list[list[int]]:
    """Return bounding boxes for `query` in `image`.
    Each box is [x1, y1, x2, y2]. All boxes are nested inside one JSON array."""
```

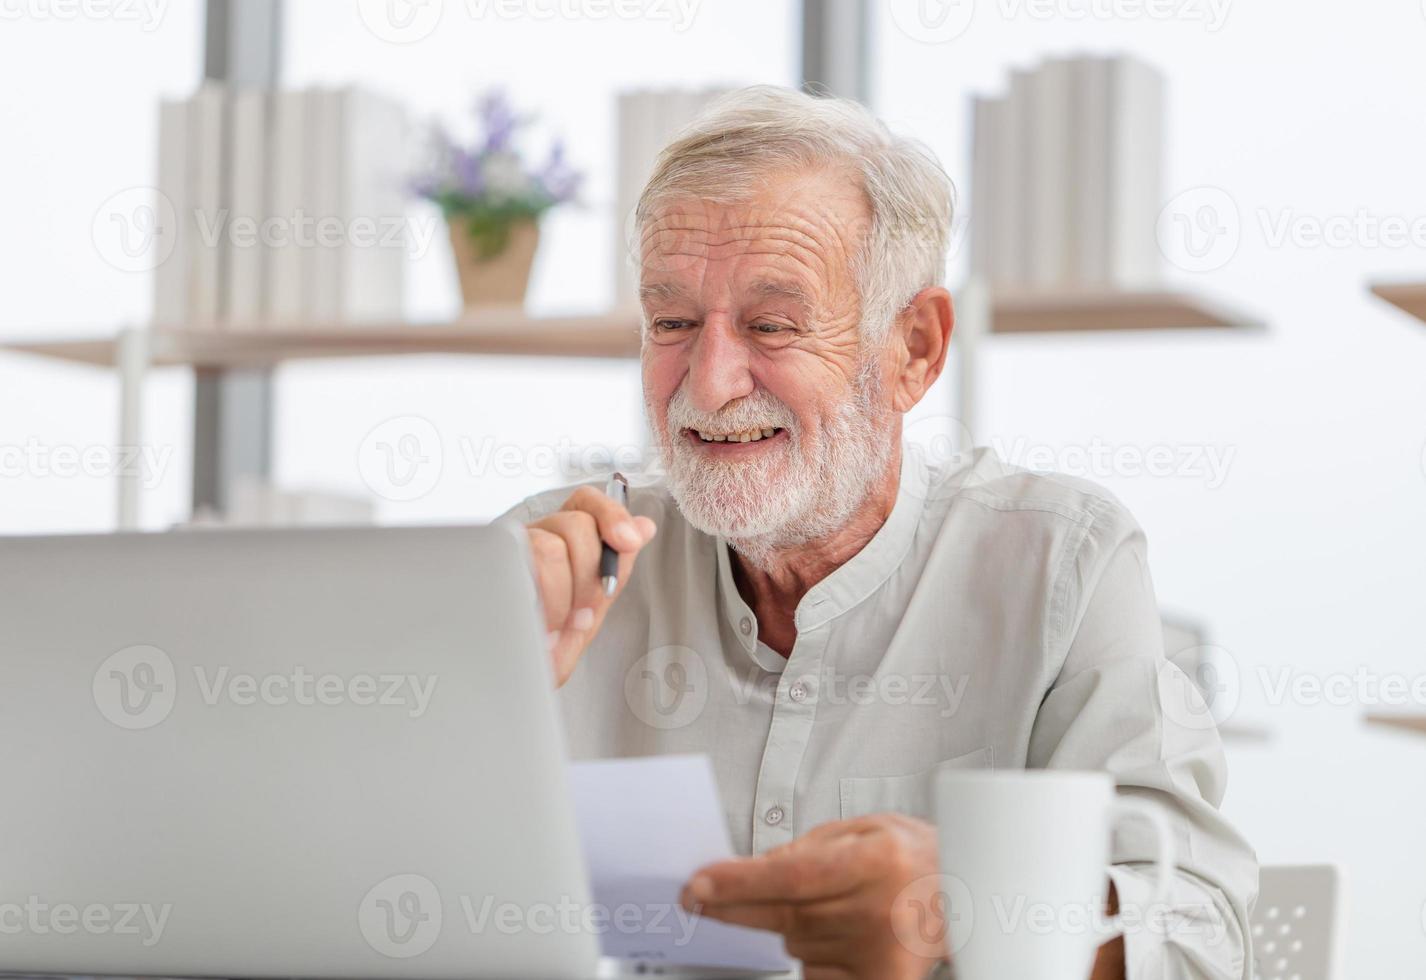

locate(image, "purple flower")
[[537, 139, 581, 203], [478, 90, 518, 154], [409, 88, 583, 215], [453, 147, 486, 198]]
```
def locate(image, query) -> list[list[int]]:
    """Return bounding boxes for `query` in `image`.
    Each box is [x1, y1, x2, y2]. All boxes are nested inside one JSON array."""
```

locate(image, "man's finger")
[[763, 816, 888, 855], [693, 893, 866, 938], [527, 528, 572, 630], [798, 962, 858, 980], [683, 839, 867, 906], [560, 484, 654, 553]]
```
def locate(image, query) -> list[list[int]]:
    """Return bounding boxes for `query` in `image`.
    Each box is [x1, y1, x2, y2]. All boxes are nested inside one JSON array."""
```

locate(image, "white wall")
[[0, 5, 199, 532], [2, 1, 1423, 973], [877, 2, 1426, 974], [272, 1, 801, 521]]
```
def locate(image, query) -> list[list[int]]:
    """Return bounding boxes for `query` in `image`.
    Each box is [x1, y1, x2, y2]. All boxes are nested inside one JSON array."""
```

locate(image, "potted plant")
[[413, 90, 582, 308]]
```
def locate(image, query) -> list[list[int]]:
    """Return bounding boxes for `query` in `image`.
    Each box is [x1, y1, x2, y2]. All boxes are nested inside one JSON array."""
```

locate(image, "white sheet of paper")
[[568, 755, 794, 973]]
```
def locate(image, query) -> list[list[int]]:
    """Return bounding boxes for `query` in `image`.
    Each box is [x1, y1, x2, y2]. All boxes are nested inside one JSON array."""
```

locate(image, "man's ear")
[[891, 286, 954, 413]]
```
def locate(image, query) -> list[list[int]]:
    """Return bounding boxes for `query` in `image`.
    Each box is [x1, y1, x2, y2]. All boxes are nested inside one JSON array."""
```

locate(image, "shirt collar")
[[714, 447, 928, 668]]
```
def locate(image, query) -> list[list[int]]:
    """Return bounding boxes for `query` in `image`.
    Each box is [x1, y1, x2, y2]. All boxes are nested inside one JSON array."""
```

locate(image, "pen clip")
[[606, 471, 628, 503]]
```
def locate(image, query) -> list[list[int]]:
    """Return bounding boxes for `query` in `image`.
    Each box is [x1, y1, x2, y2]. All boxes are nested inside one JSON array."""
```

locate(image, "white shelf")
[[1365, 713, 1426, 737], [0, 290, 1259, 372], [991, 288, 1258, 334], [1, 289, 1258, 530], [1369, 281, 1426, 325], [0, 309, 642, 369]]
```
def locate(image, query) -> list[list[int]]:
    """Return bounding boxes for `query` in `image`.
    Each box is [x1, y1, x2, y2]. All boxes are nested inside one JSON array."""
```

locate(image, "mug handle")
[[1100, 797, 1177, 941]]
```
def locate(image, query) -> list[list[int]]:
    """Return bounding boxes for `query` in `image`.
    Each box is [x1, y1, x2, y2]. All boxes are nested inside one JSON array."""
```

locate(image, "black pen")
[[599, 472, 629, 597]]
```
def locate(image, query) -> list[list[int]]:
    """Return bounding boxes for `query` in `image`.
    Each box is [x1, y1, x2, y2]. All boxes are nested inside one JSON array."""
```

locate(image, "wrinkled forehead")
[[637, 172, 871, 294]]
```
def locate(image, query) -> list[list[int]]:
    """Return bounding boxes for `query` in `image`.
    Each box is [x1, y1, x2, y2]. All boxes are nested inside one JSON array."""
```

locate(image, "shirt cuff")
[[1107, 863, 1247, 980]]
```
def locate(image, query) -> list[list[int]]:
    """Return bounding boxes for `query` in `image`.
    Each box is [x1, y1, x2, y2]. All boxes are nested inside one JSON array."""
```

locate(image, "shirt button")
[[764, 806, 785, 826], [739, 617, 752, 636], [789, 682, 808, 703]]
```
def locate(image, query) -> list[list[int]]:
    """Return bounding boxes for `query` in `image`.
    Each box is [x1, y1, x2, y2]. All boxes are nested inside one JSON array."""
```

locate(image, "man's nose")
[[686, 317, 754, 415]]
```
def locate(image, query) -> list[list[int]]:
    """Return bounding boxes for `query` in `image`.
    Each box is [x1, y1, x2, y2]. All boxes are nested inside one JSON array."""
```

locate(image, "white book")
[[1023, 57, 1075, 288], [969, 94, 1000, 284], [317, 87, 407, 323], [612, 87, 732, 308], [996, 68, 1033, 289], [614, 89, 656, 310], [266, 88, 311, 326], [225, 88, 269, 327], [1107, 57, 1164, 288], [339, 87, 408, 322], [187, 82, 226, 328], [308, 87, 344, 322], [153, 98, 190, 327], [1071, 56, 1113, 286]]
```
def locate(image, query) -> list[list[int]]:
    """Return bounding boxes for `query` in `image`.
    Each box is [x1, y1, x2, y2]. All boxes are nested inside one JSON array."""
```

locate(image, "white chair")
[[1251, 864, 1343, 980]]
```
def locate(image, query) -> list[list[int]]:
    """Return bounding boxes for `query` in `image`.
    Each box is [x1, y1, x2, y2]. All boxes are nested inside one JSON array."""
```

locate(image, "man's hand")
[[525, 485, 657, 687], [679, 814, 948, 980]]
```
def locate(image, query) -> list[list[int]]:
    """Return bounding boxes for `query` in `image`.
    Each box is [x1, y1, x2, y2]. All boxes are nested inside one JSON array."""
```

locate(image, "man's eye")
[[752, 322, 785, 334], [654, 319, 695, 332]]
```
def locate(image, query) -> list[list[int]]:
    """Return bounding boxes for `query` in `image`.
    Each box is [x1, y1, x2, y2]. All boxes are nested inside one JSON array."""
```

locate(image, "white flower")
[[481, 152, 529, 201]]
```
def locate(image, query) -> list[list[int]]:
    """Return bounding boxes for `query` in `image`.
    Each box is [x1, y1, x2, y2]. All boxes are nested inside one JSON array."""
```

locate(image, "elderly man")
[[499, 86, 1256, 980]]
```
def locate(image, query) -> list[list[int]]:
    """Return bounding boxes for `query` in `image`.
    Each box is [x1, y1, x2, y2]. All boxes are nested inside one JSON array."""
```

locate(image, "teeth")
[[694, 427, 780, 443]]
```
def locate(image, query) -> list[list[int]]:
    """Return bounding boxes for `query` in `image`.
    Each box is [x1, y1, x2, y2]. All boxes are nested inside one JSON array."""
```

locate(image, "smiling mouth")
[[684, 426, 786, 444]]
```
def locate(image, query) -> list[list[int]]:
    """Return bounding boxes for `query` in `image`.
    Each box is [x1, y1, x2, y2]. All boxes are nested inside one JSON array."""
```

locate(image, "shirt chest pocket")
[[838, 747, 993, 822]]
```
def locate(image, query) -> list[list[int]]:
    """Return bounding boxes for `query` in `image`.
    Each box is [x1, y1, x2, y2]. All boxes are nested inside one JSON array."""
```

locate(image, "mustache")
[[663, 387, 798, 435]]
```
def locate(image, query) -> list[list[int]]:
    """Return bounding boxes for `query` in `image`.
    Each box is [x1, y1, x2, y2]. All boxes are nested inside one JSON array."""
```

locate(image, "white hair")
[[634, 85, 956, 342]]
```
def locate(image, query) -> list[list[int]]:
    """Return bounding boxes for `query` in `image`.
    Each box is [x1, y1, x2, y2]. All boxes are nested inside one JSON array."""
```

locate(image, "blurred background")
[[2, 1, 1424, 974]]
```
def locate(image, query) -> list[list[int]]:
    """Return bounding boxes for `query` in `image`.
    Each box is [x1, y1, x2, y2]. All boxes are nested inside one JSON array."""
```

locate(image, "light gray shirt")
[[500, 445, 1257, 979]]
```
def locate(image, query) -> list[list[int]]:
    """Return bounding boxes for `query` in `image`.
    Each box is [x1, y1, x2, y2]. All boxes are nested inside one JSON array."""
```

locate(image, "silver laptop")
[[0, 524, 785, 980]]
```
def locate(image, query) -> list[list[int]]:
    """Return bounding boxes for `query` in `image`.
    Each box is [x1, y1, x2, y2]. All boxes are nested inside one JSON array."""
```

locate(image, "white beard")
[[648, 365, 893, 570]]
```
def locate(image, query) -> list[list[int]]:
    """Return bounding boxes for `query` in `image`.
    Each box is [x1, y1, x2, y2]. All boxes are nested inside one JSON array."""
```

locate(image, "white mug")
[[932, 770, 1175, 980]]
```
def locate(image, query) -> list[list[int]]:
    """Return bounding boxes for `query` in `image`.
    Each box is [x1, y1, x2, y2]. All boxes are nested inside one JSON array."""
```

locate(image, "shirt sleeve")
[[1027, 496, 1259, 980]]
